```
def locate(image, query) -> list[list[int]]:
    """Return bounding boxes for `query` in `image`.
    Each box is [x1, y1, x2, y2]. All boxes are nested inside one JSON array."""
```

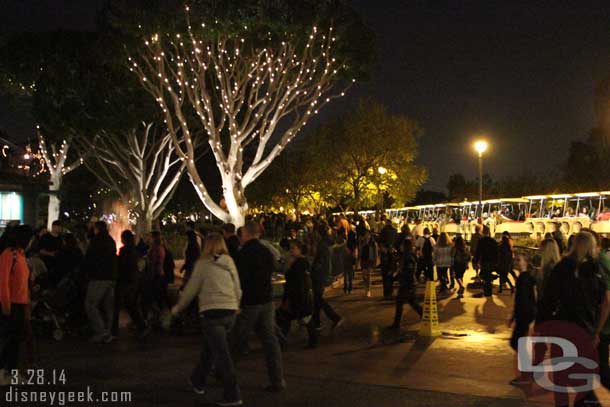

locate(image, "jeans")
[[234, 302, 285, 387], [192, 314, 240, 402], [343, 266, 354, 293], [392, 287, 422, 326], [0, 304, 26, 371], [437, 267, 449, 289], [85, 280, 115, 339]]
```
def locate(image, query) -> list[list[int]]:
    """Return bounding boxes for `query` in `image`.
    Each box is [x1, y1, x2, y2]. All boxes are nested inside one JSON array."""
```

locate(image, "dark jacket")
[[311, 236, 333, 288], [118, 244, 140, 285], [539, 257, 606, 335], [84, 232, 117, 281], [474, 236, 498, 266], [513, 271, 536, 323], [379, 224, 397, 248], [225, 235, 240, 261], [399, 252, 418, 290], [235, 239, 275, 306], [283, 257, 313, 318]]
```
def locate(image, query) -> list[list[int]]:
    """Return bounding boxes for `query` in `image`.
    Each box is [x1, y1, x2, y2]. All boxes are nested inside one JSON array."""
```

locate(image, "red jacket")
[[0, 248, 30, 313]]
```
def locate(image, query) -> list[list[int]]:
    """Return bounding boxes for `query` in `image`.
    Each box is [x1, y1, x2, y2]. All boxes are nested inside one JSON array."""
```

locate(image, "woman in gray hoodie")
[[171, 233, 243, 406]]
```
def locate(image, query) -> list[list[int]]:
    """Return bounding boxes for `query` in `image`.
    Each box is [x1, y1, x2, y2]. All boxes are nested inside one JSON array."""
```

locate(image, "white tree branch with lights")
[[77, 122, 186, 235], [37, 130, 83, 229], [129, 7, 354, 225]]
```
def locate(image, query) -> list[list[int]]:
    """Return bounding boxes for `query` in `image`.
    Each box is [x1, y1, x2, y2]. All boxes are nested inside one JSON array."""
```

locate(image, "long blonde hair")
[[202, 232, 229, 258], [567, 231, 596, 262], [539, 238, 560, 270]]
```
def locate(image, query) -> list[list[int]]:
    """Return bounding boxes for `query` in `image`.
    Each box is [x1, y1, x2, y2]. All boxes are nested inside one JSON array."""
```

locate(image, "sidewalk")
[[21, 266, 610, 406]]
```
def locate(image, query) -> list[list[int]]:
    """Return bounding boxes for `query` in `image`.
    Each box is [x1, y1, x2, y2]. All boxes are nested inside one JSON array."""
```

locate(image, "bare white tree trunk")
[[130, 9, 353, 225], [78, 123, 186, 234], [38, 132, 82, 229]]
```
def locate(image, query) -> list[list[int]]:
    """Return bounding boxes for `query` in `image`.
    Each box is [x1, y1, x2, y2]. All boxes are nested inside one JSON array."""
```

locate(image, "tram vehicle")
[[493, 198, 530, 237], [333, 189, 610, 240], [439, 203, 462, 235]]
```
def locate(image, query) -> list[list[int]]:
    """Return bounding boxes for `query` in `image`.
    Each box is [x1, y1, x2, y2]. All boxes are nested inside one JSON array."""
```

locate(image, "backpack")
[[422, 237, 433, 259], [163, 247, 175, 284]]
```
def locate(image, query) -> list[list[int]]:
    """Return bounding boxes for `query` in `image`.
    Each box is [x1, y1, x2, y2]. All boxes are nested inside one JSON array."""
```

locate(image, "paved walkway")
[[8, 267, 610, 406]]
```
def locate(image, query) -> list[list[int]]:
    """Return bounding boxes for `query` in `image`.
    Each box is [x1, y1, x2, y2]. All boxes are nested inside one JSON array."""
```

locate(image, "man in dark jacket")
[[389, 239, 422, 329], [474, 226, 498, 297], [234, 221, 285, 392], [112, 230, 149, 339], [84, 221, 117, 343]]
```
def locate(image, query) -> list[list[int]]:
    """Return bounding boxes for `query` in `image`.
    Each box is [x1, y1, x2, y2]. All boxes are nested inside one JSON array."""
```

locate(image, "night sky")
[[2, 1, 610, 191]]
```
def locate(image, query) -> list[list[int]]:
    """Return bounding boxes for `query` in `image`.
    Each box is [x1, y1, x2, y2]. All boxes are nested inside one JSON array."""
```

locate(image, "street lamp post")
[[473, 140, 488, 210]]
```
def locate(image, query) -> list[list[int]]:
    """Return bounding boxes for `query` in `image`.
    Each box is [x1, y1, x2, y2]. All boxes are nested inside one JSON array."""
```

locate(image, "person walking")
[[538, 232, 606, 406], [416, 227, 436, 282], [451, 235, 470, 298], [434, 232, 452, 292], [181, 230, 202, 289], [84, 221, 117, 343], [0, 225, 32, 384], [359, 229, 378, 297], [275, 240, 315, 345], [38, 220, 63, 285], [148, 231, 171, 318], [344, 230, 357, 294], [389, 239, 422, 329], [112, 230, 149, 339], [171, 233, 243, 406], [596, 237, 610, 389], [497, 233, 516, 294], [470, 225, 482, 278], [473, 226, 498, 297], [310, 223, 343, 344], [508, 254, 537, 385], [234, 221, 285, 392]]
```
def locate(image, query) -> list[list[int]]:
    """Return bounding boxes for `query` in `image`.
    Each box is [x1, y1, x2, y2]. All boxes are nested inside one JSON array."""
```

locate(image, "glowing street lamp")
[[473, 140, 488, 208], [377, 166, 387, 175]]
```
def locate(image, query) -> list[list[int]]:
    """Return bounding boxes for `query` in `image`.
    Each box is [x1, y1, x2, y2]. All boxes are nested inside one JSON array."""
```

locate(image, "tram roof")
[[525, 195, 547, 200], [500, 198, 529, 203], [574, 192, 601, 198]]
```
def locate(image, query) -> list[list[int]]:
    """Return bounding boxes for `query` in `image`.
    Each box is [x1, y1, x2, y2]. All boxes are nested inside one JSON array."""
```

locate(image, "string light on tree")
[[129, 6, 356, 225]]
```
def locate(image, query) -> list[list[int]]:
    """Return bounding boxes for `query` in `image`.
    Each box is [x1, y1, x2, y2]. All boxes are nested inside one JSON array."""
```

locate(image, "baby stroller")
[[30, 270, 87, 341]]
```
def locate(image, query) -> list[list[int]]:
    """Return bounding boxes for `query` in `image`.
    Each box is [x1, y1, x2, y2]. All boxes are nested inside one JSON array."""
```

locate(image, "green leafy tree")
[[313, 100, 427, 211]]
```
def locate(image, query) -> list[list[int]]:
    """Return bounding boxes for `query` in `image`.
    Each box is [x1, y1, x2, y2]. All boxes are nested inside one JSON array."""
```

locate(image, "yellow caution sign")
[[419, 280, 440, 337]]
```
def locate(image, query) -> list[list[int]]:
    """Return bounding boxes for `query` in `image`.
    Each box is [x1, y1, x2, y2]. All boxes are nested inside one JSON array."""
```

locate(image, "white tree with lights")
[[129, 7, 353, 226], [78, 122, 186, 235], [37, 131, 83, 229]]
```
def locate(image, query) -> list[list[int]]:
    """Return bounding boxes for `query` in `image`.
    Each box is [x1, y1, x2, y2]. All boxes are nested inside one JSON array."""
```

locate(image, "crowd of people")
[[1, 210, 610, 405]]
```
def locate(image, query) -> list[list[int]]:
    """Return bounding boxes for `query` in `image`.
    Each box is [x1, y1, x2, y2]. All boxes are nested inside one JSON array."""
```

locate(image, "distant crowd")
[[1, 211, 610, 406]]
